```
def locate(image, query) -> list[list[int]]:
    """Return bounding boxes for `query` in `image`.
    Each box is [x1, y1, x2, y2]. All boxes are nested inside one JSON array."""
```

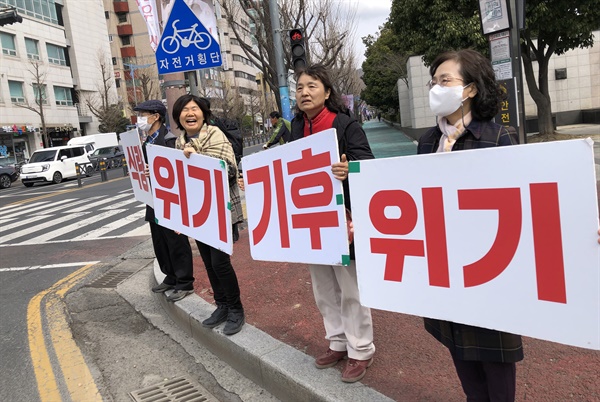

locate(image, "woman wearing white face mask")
[[417, 50, 521, 402]]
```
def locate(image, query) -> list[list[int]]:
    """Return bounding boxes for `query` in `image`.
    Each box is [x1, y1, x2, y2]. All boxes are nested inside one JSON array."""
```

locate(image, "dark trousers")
[[195, 240, 242, 310], [149, 221, 194, 290], [451, 353, 517, 402]]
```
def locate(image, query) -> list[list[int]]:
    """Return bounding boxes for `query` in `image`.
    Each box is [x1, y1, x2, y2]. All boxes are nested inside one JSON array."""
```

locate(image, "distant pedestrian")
[[263, 111, 291, 149], [291, 64, 376, 383], [377, 112, 381, 121], [418, 49, 521, 401], [172, 94, 245, 336], [134, 99, 195, 302]]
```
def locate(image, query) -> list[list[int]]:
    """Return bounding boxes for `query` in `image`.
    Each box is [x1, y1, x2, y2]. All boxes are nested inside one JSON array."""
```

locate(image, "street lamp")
[[123, 62, 155, 106]]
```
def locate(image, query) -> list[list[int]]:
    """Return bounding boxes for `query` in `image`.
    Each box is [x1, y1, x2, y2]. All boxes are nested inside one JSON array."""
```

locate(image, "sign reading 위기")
[[349, 139, 600, 350], [156, 0, 222, 74], [120, 129, 153, 207], [242, 128, 350, 266], [147, 144, 233, 254]]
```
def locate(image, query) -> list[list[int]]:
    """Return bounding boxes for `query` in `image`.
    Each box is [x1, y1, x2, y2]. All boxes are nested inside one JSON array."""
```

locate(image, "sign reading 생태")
[[120, 129, 153, 208], [241, 129, 350, 265], [349, 139, 600, 350], [146, 144, 233, 254]]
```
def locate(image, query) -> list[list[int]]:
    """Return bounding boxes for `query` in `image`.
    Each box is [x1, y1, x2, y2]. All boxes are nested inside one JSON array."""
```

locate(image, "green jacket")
[[266, 118, 291, 147]]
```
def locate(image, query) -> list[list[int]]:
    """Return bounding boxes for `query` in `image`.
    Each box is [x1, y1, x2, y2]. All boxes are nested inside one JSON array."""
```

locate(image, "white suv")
[[21, 146, 92, 187]]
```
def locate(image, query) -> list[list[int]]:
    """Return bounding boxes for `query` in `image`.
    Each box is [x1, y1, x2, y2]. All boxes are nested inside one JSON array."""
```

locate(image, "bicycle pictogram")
[[161, 19, 213, 54]]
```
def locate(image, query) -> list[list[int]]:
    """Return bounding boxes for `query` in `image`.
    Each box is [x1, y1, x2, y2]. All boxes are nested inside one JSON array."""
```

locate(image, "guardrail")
[[75, 157, 128, 187], [243, 133, 269, 147]]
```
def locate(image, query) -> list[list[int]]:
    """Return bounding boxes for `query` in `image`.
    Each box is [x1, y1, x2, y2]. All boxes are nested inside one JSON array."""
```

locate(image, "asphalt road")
[[0, 151, 275, 402]]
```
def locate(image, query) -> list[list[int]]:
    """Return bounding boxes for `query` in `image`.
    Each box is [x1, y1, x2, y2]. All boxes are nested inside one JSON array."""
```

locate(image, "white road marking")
[[0, 261, 100, 272], [0, 213, 88, 244], [78, 210, 146, 239]]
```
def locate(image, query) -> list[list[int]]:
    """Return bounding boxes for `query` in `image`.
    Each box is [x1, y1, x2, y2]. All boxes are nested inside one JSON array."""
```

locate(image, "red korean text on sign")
[[247, 147, 339, 250], [153, 156, 228, 242], [368, 184, 567, 304], [126, 145, 149, 191]]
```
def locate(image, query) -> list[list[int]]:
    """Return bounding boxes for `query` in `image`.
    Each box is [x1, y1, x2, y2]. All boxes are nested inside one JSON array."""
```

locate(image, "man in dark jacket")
[[134, 100, 195, 302]]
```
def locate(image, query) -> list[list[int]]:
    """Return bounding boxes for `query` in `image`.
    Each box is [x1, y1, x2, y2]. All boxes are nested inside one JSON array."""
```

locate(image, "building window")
[[46, 43, 67, 66], [1, 32, 17, 56], [8, 81, 25, 103], [25, 38, 40, 60], [234, 71, 256, 81], [112, 57, 117, 65], [230, 38, 240, 46], [109, 34, 113, 43], [233, 54, 253, 66], [33, 84, 48, 105], [121, 35, 131, 46], [115, 79, 121, 88], [6, 0, 58, 24], [117, 13, 127, 23], [54, 86, 74, 106], [105, 11, 110, 19]]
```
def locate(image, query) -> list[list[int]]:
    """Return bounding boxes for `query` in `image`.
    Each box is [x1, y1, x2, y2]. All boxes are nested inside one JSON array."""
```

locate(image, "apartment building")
[[0, 0, 116, 161]]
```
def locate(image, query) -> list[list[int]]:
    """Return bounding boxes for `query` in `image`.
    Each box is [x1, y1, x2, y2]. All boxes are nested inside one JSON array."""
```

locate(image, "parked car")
[[89, 145, 124, 170], [0, 163, 20, 189], [20, 145, 92, 187]]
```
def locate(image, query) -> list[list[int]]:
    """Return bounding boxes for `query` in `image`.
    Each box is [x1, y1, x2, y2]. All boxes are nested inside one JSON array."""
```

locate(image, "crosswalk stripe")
[[19, 209, 132, 245], [30, 197, 101, 216], [1, 214, 53, 232], [0, 200, 54, 216], [78, 210, 146, 239], [68, 193, 132, 212], [98, 198, 144, 211], [0, 213, 88, 244]]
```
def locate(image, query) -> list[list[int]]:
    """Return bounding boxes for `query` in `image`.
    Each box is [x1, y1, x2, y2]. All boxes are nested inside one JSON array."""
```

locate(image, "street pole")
[[268, 0, 292, 121], [509, 0, 527, 144]]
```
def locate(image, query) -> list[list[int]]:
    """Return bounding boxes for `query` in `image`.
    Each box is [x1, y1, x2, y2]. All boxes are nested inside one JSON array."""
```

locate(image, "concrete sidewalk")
[[127, 121, 600, 401]]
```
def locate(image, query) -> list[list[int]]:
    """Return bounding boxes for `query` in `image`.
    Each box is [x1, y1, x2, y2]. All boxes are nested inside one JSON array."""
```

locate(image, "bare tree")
[[138, 66, 161, 103], [218, 0, 359, 111], [15, 60, 50, 147], [79, 52, 129, 133], [210, 79, 246, 127]]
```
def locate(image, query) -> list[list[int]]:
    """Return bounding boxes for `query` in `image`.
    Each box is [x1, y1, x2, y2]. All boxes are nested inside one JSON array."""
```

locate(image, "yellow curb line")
[[27, 263, 102, 401]]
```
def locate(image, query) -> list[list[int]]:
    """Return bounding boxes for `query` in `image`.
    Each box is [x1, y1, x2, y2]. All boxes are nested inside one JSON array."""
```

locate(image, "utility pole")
[[268, 0, 292, 121]]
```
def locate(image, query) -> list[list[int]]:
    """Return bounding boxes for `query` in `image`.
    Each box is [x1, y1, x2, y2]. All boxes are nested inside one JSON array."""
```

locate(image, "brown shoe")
[[341, 357, 373, 383], [315, 348, 348, 369]]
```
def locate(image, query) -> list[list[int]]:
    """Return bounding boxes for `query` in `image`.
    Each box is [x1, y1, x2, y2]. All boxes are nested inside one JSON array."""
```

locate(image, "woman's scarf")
[[437, 112, 472, 153]]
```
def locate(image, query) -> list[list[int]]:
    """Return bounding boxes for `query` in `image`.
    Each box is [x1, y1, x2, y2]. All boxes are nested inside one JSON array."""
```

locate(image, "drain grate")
[[87, 270, 135, 288], [129, 376, 219, 402]]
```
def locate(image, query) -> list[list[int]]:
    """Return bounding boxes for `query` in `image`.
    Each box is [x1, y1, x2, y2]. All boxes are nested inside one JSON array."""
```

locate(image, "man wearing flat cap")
[[133, 100, 195, 302]]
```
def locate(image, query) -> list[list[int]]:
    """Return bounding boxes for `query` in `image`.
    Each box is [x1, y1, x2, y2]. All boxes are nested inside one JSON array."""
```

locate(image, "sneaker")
[[202, 306, 228, 328], [166, 289, 194, 302], [152, 282, 174, 293], [315, 348, 348, 369], [222, 309, 245, 336], [341, 357, 373, 383]]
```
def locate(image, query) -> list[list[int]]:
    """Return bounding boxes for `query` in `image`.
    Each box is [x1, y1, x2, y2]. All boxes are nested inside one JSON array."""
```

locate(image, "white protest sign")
[[120, 129, 153, 207], [147, 144, 232, 254], [242, 128, 350, 265], [349, 139, 600, 350]]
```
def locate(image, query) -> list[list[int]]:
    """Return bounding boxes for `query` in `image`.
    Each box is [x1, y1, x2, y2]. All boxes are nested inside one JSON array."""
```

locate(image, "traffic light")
[[289, 28, 307, 72], [0, 8, 23, 26]]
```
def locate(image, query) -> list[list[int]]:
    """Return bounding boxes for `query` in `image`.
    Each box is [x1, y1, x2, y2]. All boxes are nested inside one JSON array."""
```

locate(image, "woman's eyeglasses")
[[426, 77, 464, 90]]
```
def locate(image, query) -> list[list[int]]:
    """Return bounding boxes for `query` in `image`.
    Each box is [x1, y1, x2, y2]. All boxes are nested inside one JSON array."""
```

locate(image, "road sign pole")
[[268, 0, 292, 121]]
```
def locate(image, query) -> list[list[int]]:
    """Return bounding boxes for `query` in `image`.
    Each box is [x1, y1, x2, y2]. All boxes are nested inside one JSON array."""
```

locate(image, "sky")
[[350, 0, 392, 65]]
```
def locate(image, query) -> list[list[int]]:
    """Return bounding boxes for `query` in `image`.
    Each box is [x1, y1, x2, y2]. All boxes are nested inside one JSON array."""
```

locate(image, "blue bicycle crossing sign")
[[156, 0, 222, 74]]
